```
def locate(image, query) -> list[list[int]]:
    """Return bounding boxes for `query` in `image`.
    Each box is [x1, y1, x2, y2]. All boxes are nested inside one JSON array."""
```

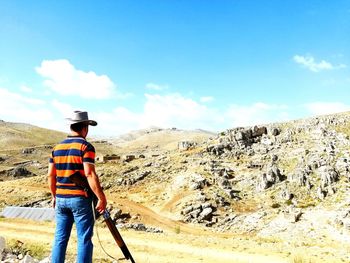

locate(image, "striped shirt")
[[49, 136, 95, 198]]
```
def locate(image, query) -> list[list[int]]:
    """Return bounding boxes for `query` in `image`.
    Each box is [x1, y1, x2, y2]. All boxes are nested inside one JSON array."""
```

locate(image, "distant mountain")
[[0, 120, 66, 151], [111, 126, 215, 152]]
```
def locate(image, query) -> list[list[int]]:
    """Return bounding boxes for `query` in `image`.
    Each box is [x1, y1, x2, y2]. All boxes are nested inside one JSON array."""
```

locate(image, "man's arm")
[[84, 163, 107, 213], [48, 163, 57, 208]]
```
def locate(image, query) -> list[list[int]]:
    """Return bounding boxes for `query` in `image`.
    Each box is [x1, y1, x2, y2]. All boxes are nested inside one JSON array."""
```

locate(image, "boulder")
[[199, 207, 213, 221], [189, 209, 202, 219], [20, 255, 35, 263], [317, 187, 327, 200], [257, 173, 271, 191], [0, 236, 5, 254], [122, 155, 135, 162], [252, 126, 267, 138], [280, 188, 293, 201], [112, 208, 122, 220], [8, 166, 32, 177], [319, 166, 339, 188], [258, 164, 284, 191], [269, 127, 281, 136], [178, 141, 196, 151], [22, 148, 35, 154], [189, 174, 207, 190], [182, 206, 194, 215], [39, 257, 51, 263]]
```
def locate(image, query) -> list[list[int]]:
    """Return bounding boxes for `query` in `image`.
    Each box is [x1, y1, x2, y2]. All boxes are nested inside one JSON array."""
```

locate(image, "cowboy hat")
[[66, 111, 97, 126]]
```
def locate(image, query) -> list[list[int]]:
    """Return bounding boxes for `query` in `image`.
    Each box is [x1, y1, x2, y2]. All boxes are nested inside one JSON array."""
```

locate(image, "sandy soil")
[[1, 178, 349, 263], [0, 218, 290, 263]]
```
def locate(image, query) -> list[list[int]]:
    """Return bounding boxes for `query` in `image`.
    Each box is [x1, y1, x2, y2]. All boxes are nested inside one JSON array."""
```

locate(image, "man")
[[48, 111, 107, 263]]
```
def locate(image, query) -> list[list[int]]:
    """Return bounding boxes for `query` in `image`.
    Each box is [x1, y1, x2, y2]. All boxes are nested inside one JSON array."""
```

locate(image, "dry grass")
[[0, 123, 65, 151]]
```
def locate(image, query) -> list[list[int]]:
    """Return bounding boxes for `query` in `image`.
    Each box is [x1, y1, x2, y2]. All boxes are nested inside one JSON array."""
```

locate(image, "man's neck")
[[70, 131, 86, 138]]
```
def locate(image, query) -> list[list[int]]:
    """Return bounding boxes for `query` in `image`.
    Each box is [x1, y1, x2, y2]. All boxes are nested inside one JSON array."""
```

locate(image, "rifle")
[[69, 173, 136, 263]]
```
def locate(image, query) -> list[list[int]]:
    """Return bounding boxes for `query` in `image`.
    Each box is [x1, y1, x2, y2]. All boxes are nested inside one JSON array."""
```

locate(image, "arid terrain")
[[1, 113, 350, 262]]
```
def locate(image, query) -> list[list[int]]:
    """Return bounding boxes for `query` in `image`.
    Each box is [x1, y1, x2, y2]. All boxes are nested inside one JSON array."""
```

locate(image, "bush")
[[174, 225, 181, 234], [271, 203, 280, 209], [6, 239, 47, 259]]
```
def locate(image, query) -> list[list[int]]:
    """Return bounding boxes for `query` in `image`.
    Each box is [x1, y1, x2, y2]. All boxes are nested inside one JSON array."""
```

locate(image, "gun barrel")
[[103, 211, 136, 263]]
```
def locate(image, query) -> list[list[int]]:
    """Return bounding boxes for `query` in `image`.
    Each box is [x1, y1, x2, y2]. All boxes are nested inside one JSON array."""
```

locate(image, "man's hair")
[[70, 122, 88, 133]]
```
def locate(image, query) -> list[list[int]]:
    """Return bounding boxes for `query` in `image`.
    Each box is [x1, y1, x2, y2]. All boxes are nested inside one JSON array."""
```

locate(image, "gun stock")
[[69, 173, 136, 263]]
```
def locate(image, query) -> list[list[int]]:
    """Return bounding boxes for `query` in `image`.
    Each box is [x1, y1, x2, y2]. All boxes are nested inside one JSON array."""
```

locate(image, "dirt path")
[[0, 182, 345, 262], [0, 218, 289, 263], [110, 197, 216, 236]]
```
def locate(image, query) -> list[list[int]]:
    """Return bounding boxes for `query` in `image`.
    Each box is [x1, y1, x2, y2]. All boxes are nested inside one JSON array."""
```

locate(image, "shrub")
[[174, 225, 181, 234], [271, 203, 280, 209], [6, 239, 47, 259]]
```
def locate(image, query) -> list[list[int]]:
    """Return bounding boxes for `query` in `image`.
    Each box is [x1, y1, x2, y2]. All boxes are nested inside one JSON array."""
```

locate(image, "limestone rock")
[[19, 255, 35, 263], [178, 141, 196, 151], [318, 166, 339, 188], [0, 236, 5, 254], [8, 166, 32, 177]]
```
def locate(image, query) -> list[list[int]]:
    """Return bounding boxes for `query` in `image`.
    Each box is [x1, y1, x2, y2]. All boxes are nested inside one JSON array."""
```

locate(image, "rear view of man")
[[48, 111, 107, 263]]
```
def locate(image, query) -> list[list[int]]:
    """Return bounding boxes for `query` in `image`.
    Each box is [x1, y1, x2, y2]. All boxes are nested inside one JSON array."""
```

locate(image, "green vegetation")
[[285, 199, 293, 206], [0, 122, 66, 151], [297, 200, 317, 209], [291, 254, 314, 263], [335, 124, 350, 138], [280, 157, 299, 174], [271, 203, 280, 209], [6, 239, 48, 259], [174, 225, 181, 234]]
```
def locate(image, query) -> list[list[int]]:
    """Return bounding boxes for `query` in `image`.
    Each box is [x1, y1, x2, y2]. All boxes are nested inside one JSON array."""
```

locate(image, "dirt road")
[[0, 218, 290, 263]]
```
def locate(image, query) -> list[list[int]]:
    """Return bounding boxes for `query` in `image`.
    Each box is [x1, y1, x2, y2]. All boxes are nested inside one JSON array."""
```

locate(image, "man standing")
[[48, 111, 107, 263]]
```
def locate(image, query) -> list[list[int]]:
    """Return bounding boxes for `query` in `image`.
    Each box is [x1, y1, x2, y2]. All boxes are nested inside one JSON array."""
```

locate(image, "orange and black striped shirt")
[[49, 136, 95, 198]]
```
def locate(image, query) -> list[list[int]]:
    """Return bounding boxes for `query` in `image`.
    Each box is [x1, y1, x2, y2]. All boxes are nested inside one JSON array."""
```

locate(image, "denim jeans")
[[51, 197, 94, 263]]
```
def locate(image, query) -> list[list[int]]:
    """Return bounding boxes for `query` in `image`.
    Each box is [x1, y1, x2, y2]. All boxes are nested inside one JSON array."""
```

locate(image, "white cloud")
[[20, 85, 33, 93], [145, 83, 168, 91], [3, 84, 349, 137], [51, 99, 74, 118], [0, 88, 53, 125], [93, 107, 141, 136], [36, 59, 115, 99], [0, 88, 45, 106], [141, 93, 221, 130], [304, 102, 350, 116], [87, 97, 295, 136], [86, 93, 222, 136], [293, 55, 346, 72], [200, 96, 214, 103]]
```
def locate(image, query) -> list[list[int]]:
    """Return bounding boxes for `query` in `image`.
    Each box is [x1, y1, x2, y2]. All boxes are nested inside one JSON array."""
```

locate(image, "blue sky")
[[0, 0, 349, 136]]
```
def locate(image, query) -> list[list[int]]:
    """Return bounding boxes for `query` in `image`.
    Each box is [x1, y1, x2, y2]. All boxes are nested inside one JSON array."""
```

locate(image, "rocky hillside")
[[96, 111, 350, 259], [0, 120, 66, 151], [2, 112, 350, 261]]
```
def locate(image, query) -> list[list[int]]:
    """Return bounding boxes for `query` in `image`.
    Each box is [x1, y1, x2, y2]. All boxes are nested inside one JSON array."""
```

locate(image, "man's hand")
[[95, 198, 107, 214]]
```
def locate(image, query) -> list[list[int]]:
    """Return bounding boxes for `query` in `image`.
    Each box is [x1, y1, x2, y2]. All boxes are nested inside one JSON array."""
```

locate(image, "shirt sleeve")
[[83, 143, 95, 164], [49, 151, 54, 163]]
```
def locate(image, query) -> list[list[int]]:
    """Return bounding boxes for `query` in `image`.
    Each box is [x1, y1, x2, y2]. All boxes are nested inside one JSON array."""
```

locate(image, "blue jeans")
[[51, 197, 94, 263]]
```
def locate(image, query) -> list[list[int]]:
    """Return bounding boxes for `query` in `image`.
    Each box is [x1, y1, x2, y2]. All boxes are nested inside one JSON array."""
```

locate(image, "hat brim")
[[66, 119, 98, 126]]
